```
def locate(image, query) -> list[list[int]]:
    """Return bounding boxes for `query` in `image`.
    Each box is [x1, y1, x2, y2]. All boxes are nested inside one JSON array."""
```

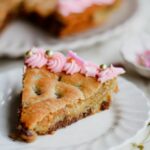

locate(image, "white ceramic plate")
[[0, 68, 149, 150], [0, 0, 138, 57]]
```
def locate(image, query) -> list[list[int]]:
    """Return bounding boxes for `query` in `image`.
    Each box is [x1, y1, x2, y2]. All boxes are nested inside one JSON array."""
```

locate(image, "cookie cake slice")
[[17, 48, 125, 142], [22, 0, 121, 37]]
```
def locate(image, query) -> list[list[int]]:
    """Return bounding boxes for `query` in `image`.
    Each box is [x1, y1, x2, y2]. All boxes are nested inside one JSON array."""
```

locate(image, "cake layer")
[[19, 101, 110, 142], [36, 80, 116, 135], [18, 66, 118, 142]]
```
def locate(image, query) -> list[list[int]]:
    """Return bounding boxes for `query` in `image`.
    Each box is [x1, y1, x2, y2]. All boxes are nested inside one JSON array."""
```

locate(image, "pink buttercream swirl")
[[24, 49, 125, 82], [98, 65, 125, 83], [25, 48, 47, 68], [68, 51, 85, 65], [63, 51, 82, 75], [81, 61, 99, 77], [67, 51, 99, 77], [47, 52, 66, 73], [58, 0, 115, 16], [63, 59, 81, 75]]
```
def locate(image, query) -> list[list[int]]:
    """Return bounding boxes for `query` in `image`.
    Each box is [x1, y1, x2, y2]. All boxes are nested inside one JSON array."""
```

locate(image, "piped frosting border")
[[24, 48, 125, 83]]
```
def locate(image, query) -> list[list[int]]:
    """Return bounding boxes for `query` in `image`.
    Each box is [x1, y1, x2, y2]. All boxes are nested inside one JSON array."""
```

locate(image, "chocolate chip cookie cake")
[[0, 0, 121, 37], [15, 48, 125, 142]]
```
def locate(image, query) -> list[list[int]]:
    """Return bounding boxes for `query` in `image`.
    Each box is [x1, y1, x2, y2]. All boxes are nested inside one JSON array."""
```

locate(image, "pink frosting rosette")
[[25, 48, 47, 68], [67, 51, 84, 65], [98, 65, 125, 83], [63, 59, 81, 75], [63, 51, 82, 75], [66, 51, 99, 77], [81, 61, 99, 77], [47, 52, 66, 73]]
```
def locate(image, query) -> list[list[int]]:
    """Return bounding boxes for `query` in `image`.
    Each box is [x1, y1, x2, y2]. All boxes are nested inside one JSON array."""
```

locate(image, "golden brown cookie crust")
[[16, 66, 118, 142]]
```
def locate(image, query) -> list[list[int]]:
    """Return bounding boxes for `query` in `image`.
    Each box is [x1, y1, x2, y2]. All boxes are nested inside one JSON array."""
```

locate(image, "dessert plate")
[[0, 68, 149, 150], [0, 0, 138, 57]]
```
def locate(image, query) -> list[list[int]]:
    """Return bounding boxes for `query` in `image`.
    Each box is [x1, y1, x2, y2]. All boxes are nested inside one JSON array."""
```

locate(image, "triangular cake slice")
[[17, 48, 125, 142]]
